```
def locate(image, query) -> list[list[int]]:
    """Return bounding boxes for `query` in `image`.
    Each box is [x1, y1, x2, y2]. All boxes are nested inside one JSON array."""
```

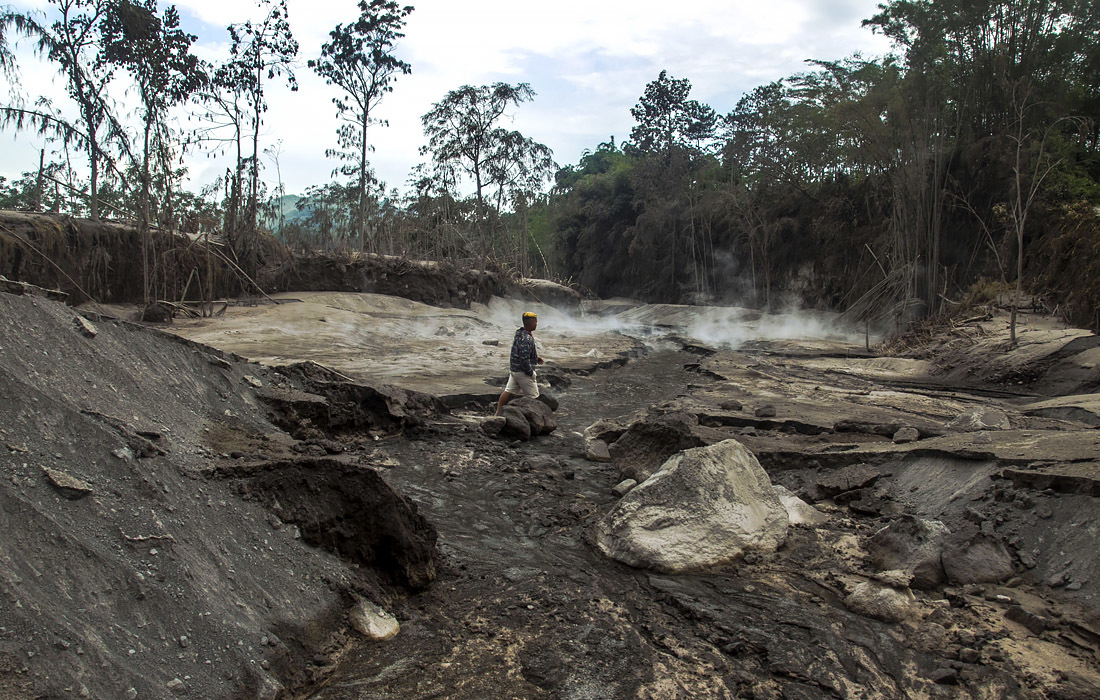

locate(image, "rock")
[[536, 391, 559, 412], [864, 515, 950, 590], [482, 339, 499, 346], [816, 463, 881, 498], [41, 467, 93, 500], [941, 530, 1015, 585], [843, 581, 916, 623], [947, 407, 1011, 432], [499, 406, 532, 441], [834, 419, 900, 437], [509, 397, 557, 436], [612, 479, 637, 497], [480, 417, 506, 437], [959, 648, 981, 664], [773, 485, 827, 526], [892, 426, 920, 444], [166, 678, 186, 694], [140, 301, 173, 323], [873, 569, 913, 589], [72, 315, 98, 338], [585, 439, 612, 463], [845, 487, 896, 516], [754, 404, 777, 418], [349, 600, 400, 640], [1004, 605, 1051, 635], [243, 375, 263, 388], [583, 418, 628, 444], [929, 668, 959, 685], [596, 440, 788, 573], [206, 354, 232, 370], [112, 446, 135, 462], [719, 399, 743, 411], [608, 412, 707, 483]]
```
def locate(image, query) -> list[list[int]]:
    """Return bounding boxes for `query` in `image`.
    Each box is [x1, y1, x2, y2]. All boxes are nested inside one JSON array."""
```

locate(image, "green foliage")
[[309, 0, 412, 249]]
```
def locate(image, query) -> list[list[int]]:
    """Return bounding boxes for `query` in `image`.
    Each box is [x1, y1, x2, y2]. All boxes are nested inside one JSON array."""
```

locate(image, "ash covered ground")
[[2, 281, 1100, 699]]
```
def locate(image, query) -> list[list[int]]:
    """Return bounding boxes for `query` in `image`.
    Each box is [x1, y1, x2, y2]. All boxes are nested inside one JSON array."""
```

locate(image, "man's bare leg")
[[494, 391, 512, 416]]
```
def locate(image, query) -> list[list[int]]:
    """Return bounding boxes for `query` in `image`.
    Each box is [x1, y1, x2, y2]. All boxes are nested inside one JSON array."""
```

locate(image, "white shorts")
[[504, 370, 539, 398]]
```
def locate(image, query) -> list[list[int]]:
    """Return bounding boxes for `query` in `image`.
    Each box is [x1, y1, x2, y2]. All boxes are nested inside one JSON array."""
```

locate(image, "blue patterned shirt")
[[509, 328, 538, 375]]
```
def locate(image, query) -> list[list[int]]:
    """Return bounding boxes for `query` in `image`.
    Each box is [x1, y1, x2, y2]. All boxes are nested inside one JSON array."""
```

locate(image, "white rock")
[[596, 439, 788, 573], [773, 485, 827, 526], [844, 581, 916, 623], [612, 479, 637, 497], [72, 315, 98, 338], [349, 600, 399, 641], [947, 407, 1010, 431]]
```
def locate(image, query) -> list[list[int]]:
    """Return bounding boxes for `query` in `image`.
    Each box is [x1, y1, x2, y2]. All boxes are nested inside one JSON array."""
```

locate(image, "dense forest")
[[1, 0, 1099, 331]]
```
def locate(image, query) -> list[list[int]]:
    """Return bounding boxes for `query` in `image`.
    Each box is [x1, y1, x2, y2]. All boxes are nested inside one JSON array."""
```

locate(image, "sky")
[[2, 0, 894, 198]]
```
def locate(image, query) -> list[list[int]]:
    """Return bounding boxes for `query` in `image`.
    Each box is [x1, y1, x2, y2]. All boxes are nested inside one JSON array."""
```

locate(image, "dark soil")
[[3, 280, 1100, 699]]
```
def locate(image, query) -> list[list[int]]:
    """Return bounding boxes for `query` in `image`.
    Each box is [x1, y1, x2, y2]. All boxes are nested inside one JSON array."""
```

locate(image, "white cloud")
[[2, 0, 893, 198]]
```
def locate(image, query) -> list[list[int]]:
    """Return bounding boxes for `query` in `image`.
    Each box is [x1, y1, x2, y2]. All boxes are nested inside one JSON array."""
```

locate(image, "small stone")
[[1004, 605, 1051, 635], [719, 399, 742, 411], [243, 375, 263, 388], [959, 648, 981, 664], [178, 636, 190, 648], [892, 426, 920, 444], [207, 355, 232, 370], [349, 600, 399, 641], [930, 668, 959, 685], [112, 446, 135, 462], [1066, 581, 1083, 591], [754, 404, 777, 418], [612, 479, 637, 497], [41, 467, 93, 500], [72, 315, 98, 338], [585, 439, 612, 463], [482, 339, 500, 346], [166, 678, 186, 694], [1036, 505, 1053, 519]]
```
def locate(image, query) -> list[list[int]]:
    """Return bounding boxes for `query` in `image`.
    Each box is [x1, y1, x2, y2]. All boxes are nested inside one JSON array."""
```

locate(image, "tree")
[[630, 70, 717, 162], [309, 0, 412, 251], [420, 82, 555, 254], [1, 0, 130, 220], [101, 0, 205, 305], [226, 0, 298, 239]]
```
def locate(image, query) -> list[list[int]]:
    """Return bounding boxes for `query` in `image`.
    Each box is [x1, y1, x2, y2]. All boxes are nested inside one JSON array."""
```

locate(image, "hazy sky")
[[3, 0, 894, 197]]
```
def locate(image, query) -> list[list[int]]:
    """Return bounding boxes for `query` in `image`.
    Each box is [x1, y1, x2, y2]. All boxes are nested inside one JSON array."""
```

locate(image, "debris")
[[42, 467, 93, 500]]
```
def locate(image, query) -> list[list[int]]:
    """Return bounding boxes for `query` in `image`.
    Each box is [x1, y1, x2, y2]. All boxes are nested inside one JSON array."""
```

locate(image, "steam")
[[474, 297, 867, 350]]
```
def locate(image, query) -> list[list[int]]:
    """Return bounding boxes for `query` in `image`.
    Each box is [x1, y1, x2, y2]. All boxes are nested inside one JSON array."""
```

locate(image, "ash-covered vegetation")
[[1, 0, 1099, 330]]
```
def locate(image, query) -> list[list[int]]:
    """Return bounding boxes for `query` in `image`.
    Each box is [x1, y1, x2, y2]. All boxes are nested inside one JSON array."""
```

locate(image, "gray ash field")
[[2, 285, 1100, 699]]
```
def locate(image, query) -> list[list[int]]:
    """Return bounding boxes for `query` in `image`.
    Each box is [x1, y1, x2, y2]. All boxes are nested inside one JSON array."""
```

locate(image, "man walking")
[[495, 311, 544, 415]]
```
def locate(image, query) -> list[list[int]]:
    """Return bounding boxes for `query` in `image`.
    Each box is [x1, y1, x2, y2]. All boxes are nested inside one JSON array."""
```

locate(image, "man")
[[495, 311, 544, 415]]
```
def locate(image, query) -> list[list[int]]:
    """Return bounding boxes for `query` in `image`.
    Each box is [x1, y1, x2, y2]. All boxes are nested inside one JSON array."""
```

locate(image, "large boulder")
[[609, 411, 707, 483], [509, 397, 557, 436], [864, 515, 949, 590], [844, 581, 917, 623], [596, 440, 788, 573], [500, 406, 532, 440], [941, 529, 1015, 585]]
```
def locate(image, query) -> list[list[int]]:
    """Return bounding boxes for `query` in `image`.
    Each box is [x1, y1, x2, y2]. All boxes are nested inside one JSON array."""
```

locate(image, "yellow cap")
[[522, 312, 538, 319]]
